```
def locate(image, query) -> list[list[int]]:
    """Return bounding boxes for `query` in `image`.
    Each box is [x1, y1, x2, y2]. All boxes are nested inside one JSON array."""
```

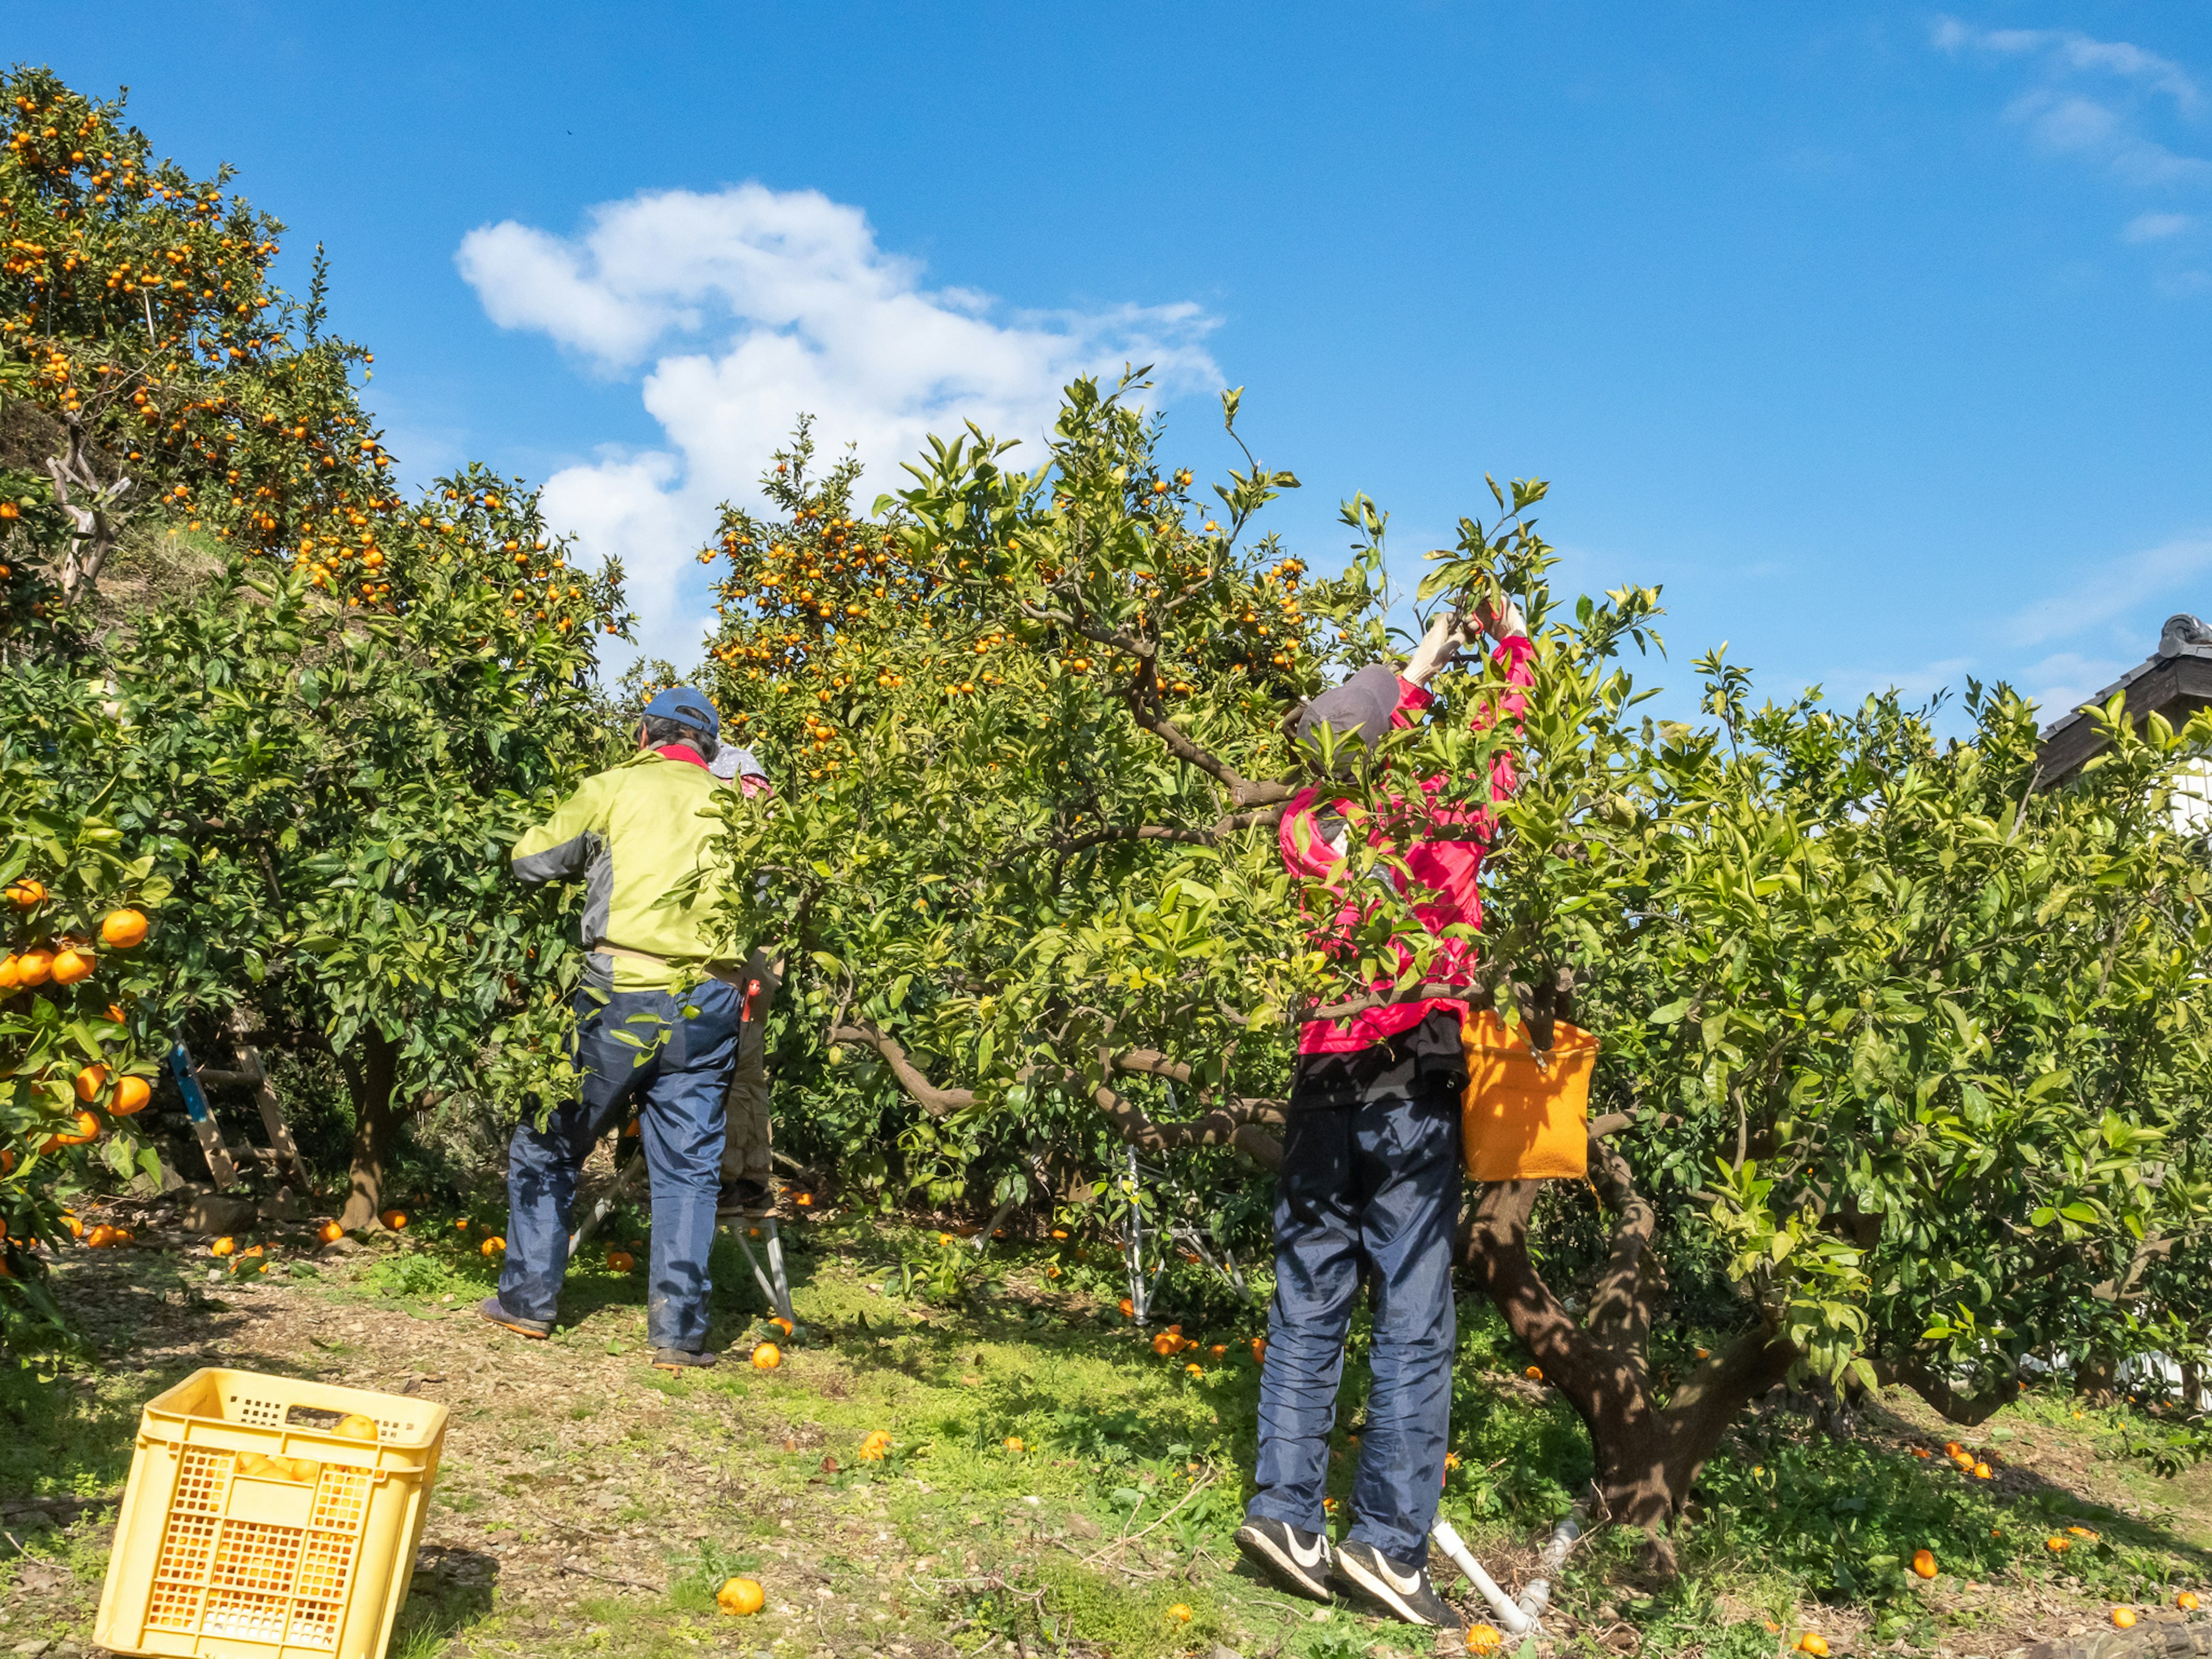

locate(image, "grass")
[[2, 1205, 2209, 1657]]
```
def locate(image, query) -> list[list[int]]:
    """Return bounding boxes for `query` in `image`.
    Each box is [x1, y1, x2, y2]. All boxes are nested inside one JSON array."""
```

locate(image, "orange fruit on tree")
[[0, 954, 19, 990], [1209, 1343, 1227, 1357], [715, 1577, 765, 1616], [211, 1236, 236, 1256], [1911, 1548, 1937, 1579], [752, 1342, 782, 1370], [56, 1109, 100, 1146], [99, 909, 147, 948], [16, 948, 53, 986], [1252, 1337, 1267, 1363], [50, 946, 96, 986], [5, 878, 46, 907], [319, 1221, 345, 1244], [112, 1075, 150, 1115], [480, 1234, 505, 1255], [380, 1209, 407, 1230], [74, 1063, 109, 1101]]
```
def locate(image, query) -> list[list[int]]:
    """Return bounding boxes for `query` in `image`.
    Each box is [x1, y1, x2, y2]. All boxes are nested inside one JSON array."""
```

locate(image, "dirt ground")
[[3, 1197, 2211, 1659]]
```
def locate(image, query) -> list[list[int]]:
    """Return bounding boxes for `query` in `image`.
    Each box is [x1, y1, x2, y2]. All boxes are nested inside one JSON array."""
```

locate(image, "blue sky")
[[17, 2, 2212, 721]]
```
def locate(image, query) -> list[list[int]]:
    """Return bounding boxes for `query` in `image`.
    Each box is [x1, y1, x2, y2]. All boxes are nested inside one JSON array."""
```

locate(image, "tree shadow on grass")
[[392, 1543, 500, 1658], [1847, 1390, 2212, 1577]]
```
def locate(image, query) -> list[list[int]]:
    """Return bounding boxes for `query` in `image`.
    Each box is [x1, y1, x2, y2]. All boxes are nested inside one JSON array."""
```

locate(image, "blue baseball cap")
[[642, 685, 720, 739]]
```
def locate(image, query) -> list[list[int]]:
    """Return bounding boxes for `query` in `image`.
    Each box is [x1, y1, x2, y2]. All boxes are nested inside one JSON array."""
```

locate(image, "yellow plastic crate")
[[94, 1368, 448, 1659]]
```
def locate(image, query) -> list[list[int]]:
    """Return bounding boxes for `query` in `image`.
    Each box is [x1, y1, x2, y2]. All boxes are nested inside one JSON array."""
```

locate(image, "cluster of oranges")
[[0, 69, 444, 605], [3, 896, 152, 1160], [1122, 1308, 1264, 1374], [1907, 1438, 1998, 1481]]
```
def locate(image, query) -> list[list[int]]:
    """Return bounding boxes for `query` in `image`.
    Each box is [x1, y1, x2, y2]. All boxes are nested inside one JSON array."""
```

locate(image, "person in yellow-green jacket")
[[479, 686, 744, 1370]]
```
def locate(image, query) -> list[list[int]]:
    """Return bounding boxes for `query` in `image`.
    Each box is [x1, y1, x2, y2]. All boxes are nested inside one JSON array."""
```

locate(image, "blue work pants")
[[1245, 1080, 1461, 1563], [499, 981, 739, 1351]]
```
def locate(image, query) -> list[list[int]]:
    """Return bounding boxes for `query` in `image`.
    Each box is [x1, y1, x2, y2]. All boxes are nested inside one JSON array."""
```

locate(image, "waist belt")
[[592, 942, 748, 991]]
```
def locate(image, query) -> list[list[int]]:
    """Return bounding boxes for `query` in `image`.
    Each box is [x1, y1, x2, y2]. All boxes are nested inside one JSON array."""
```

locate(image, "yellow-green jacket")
[[512, 751, 734, 991]]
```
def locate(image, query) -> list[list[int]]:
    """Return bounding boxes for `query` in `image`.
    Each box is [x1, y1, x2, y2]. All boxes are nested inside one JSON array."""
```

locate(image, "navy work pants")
[[499, 981, 739, 1351], [1245, 1080, 1461, 1564]]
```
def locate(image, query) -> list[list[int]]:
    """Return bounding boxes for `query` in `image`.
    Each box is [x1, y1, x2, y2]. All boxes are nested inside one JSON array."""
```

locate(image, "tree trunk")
[[1462, 1145, 1797, 1575], [2072, 1353, 2119, 1407], [336, 1029, 402, 1232]]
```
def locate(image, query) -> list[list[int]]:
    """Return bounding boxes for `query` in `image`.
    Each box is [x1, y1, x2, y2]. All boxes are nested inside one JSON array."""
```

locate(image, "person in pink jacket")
[[1234, 598, 1532, 1628]]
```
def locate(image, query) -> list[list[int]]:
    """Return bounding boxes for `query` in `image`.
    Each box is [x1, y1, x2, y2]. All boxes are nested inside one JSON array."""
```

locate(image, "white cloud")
[[1933, 18, 2202, 112], [1999, 536, 2212, 648], [2013, 650, 2131, 722], [1933, 17, 2211, 190], [2124, 209, 2196, 242], [1812, 656, 1976, 707], [458, 184, 1221, 666]]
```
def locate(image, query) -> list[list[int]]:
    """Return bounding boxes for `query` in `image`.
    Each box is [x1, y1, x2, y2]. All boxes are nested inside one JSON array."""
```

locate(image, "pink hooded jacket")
[[1279, 632, 1535, 1055]]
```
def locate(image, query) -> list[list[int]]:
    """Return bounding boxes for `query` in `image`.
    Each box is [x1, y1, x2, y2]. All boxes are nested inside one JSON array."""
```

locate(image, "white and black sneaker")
[[1328, 1538, 1464, 1628], [1233, 1516, 1335, 1602]]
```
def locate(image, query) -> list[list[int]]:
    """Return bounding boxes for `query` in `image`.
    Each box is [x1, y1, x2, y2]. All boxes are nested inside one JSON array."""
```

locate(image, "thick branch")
[[1585, 1128, 1658, 1349], [1123, 695, 1294, 810], [1877, 1359, 2018, 1427], [1305, 980, 1496, 1026], [1048, 804, 1287, 855], [1091, 1056, 1283, 1158], [2090, 1233, 2175, 1302], [830, 1021, 975, 1118]]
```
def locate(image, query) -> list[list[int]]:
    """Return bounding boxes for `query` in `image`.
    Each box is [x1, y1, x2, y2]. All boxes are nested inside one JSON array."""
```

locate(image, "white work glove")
[[1401, 608, 1478, 687], [1478, 596, 1528, 641]]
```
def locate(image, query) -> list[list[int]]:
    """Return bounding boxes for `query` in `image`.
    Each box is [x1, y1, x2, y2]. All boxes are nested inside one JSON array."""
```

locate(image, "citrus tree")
[[0, 751, 168, 1342], [0, 67, 636, 1238], [692, 381, 2212, 1569]]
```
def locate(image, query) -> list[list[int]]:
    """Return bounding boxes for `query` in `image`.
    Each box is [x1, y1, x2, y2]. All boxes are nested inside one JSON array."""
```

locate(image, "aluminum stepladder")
[[721, 968, 796, 1328], [167, 1040, 238, 1188]]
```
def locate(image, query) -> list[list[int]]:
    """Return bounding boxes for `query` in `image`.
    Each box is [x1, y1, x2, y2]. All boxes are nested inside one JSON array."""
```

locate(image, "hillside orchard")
[[1, 63, 2208, 1622]]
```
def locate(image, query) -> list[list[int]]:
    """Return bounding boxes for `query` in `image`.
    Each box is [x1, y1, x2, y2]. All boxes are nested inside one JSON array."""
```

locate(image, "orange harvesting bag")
[[1460, 1011, 1598, 1181]]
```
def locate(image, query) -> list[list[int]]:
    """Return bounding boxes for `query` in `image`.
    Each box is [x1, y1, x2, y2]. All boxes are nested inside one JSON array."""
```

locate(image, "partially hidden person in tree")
[[709, 741, 781, 1219], [1233, 596, 1532, 1628], [480, 686, 745, 1371]]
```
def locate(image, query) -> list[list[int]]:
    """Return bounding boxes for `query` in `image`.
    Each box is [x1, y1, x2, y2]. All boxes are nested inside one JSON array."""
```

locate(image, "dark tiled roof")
[[2037, 614, 2212, 783]]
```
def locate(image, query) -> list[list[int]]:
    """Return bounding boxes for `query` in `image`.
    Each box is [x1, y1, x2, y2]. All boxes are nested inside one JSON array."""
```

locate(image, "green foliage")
[[0, 68, 639, 1256]]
